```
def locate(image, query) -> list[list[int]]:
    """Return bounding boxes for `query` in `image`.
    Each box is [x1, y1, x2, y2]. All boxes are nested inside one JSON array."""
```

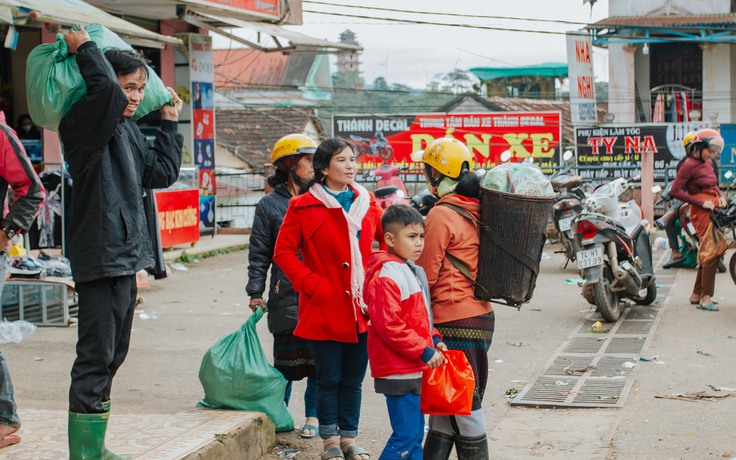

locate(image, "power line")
[[302, 9, 579, 36], [303, 1, 588, 27]]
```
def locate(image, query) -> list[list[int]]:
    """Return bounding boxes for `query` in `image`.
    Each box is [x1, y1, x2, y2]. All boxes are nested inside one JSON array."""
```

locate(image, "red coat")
[[273, 186, 384, 343]]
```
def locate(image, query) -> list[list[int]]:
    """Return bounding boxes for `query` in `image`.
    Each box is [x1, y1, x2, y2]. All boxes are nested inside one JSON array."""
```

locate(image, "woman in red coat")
[[274, 137, 383, 460]]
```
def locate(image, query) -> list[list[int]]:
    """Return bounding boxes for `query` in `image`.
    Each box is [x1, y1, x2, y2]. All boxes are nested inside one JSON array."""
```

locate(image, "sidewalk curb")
[[179, 412, 275, 460]]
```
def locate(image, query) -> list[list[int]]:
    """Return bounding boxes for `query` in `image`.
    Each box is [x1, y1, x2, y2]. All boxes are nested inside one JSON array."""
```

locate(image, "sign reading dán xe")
[[333, 112, 562, 171]]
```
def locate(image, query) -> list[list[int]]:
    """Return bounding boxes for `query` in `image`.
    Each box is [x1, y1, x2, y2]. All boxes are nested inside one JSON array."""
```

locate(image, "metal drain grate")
[[592, 357, 636, 377], [563, 337, 606, 354], [626, 308, 659, 320], [546, 356, 595, 376], [511, 376, 632, 408], [604, 337, 647, 354], [570, 378, 632, 407], [616, 321, 654, 335]]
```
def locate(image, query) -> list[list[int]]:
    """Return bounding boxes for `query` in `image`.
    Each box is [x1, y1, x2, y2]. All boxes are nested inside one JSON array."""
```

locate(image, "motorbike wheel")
[[594, 264, 622, 322], [633, 283, 657, 305], [730, 252, 736, 285]]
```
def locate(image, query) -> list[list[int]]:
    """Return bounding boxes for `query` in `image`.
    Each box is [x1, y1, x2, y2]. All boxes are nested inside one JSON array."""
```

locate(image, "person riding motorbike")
[[669, 128, 727, 311], [658, 132, 720, 267]]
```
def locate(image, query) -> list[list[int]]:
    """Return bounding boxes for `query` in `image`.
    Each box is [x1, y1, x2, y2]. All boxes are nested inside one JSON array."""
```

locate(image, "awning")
[[586, 14, 736, 46], [0, 0, 181, 48], [469, 63, 568, 82], [185, 9, 362, 54]]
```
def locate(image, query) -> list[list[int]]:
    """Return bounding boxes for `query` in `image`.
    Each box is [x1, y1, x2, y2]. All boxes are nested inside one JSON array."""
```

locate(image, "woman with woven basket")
[[414, 138, 493, 459]]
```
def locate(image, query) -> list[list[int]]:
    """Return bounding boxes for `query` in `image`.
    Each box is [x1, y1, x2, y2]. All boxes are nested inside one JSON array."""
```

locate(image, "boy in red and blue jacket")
[[364, 205, 446, 460]]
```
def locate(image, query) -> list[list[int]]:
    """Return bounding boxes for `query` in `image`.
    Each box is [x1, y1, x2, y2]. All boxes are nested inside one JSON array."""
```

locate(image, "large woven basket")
[[476, 187, 553, 307]]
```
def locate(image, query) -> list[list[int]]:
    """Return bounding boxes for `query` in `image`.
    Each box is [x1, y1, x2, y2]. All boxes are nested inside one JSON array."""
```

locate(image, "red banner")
[[198, 0, 279, 18], [333, 112, 562, 170], [156, 189, 200, 248]]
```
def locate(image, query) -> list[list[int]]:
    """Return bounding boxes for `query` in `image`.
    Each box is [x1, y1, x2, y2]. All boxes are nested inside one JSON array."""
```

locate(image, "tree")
[[427, 69, 479, 95]]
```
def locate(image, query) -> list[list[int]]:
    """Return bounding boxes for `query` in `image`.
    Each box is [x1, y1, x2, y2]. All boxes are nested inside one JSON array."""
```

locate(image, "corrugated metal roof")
[[588, 14, 736, 29], [215, 107, 326, 167]]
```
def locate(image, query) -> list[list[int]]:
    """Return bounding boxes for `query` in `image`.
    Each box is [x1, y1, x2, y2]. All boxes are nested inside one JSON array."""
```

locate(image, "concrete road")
[[5, 242, 736, 459]]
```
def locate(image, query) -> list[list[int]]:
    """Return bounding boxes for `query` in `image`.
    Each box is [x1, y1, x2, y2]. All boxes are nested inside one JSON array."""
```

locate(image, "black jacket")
[[246, 183, 299, 334], [59, 42, 183, 283]]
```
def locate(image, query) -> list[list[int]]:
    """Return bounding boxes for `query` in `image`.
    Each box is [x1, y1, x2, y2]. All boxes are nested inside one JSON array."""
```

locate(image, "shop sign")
[[566, 32, 596, 125], [156, 189, 200, 248], [574, 122, 710, 181], [333, 112, 562, 172], [718, 124, 736, 182], [199, 0, 279, 19]]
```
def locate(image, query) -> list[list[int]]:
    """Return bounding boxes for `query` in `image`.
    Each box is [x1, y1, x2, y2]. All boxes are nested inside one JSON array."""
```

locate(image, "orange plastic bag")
[[420, 350, 476, 416]]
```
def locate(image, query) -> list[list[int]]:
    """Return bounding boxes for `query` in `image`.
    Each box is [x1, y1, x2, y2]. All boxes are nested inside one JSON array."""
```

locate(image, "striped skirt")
[[273, 330, 315, 381], [435, 311, 495, 409]]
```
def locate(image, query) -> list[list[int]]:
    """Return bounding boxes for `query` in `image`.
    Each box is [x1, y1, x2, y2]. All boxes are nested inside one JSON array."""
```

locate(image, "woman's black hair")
[[454, 170, 481, 199], [301, 137, 355, 193], [104, 48, 150, 77], [16, 114, 32, 125], [687, 142, 706, 162], [266, 168, 289, 188]]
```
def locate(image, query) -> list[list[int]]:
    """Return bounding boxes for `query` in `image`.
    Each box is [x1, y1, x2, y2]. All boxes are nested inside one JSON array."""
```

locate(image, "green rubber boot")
[[100, 401, 132, 460], [68, 411, 107, 460]]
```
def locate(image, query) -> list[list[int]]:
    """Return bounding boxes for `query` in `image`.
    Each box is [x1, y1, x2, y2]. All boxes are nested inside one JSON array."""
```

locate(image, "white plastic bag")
[[0, 319, 37, 344]]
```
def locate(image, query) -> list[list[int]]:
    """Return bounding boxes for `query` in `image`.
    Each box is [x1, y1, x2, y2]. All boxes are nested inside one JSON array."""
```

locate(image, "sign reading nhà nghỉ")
[[199, 0, 279, 19], [566, 31, 597, 125], [156, 189, 201, 248]]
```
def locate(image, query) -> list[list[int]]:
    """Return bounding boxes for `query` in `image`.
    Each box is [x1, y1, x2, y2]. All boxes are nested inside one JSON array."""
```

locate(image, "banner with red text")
[[156, 189, 200, 248], [333, 112, 562, 172], [574, 122, 711, 181]]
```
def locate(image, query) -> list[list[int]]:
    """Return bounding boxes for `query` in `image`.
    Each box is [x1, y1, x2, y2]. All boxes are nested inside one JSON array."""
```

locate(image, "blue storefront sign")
[[719, 124, 736, 183]]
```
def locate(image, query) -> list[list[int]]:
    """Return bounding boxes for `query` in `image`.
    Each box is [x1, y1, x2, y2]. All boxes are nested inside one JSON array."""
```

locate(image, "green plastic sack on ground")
[[26, 23, 171, 131], [197, 308, 294, 432]]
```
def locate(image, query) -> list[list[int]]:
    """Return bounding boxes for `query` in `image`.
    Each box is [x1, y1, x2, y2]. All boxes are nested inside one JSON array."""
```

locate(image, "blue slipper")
[[301, 424, 319, 439], [696, 303, 720, 312]]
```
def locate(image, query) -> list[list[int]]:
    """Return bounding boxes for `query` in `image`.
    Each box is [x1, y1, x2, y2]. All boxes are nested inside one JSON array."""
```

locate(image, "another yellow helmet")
[[683, 131, 697, 149], [421, 137, 474, 179], [271, 134, 317, 165]]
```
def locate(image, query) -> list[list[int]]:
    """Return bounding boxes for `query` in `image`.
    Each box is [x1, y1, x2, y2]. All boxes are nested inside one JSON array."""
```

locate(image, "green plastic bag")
[[26, 23, 172, 131], [197, 308, 294, 432]]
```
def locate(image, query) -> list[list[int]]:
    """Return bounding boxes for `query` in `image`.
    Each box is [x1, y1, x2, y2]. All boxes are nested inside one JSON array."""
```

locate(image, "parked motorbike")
[[550, 151, 586, 268], [372, 163, 410, 210], [574, 177, 657, 322], [712, 170, 736, 284]]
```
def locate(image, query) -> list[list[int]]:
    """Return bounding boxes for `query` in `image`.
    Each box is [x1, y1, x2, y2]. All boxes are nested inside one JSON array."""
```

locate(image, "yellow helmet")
[[421, 137, 474, 179], [683, 132, 697, 149], [271, 134, 317, 165]]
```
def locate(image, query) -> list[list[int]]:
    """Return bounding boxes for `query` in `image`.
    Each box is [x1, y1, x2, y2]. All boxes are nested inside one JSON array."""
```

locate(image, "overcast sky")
[[213, 0, 611, 89]]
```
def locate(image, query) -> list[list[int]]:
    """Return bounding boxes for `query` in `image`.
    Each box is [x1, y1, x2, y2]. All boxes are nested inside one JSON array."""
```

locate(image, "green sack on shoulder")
[[26, 23, 172, 131], [197, 308, 294, 432]]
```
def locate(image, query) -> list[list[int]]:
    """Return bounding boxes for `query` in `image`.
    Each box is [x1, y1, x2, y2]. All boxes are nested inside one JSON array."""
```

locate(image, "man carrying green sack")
[[59, 27, 183, 460]]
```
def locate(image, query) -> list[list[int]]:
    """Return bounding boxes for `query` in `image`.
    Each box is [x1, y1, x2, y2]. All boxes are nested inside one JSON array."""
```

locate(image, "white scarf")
[[309, 182, 371, 315]]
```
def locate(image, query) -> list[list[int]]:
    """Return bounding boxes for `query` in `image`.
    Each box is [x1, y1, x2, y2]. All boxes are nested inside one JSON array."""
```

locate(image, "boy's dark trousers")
[[380, 392, 424, 460], [69, 275, 137, 413]]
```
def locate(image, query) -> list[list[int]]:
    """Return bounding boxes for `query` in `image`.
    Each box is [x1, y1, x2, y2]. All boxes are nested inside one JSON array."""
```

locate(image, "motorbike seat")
[[551, 175, 583, 191], [374, 186, 400, 198]]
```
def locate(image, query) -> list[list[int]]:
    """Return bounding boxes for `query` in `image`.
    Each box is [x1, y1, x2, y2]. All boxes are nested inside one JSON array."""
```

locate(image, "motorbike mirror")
[[562, 150, 574, 162], [725, 170, 734, 180], [651, 185, 662, 194], [499, 150, 513, 163]]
